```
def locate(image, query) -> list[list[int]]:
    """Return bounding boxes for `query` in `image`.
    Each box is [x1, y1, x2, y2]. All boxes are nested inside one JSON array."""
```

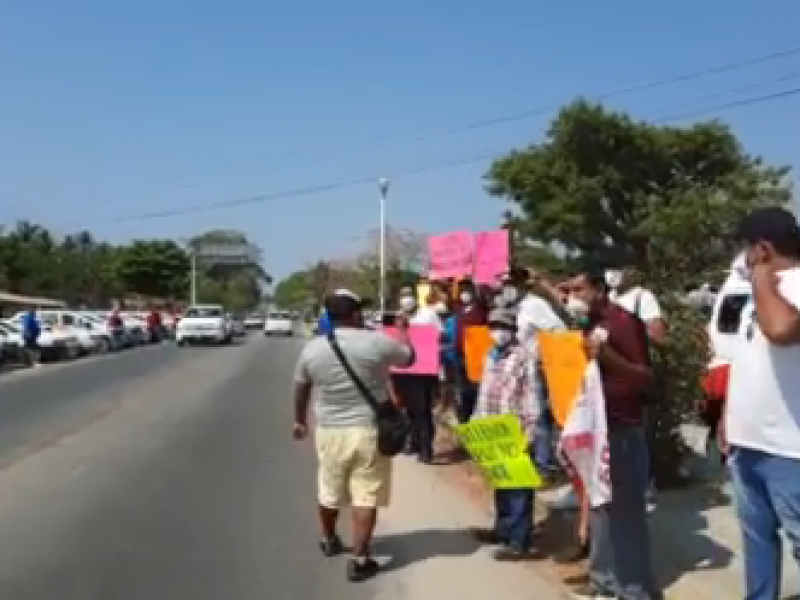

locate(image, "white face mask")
[[434, 301, 448, 314], [460, 291, 473, 304], [501, 285, 519, 302], [491, 329, 514, 347], [399, 296, 416, 312], [605, 269, 623, 289], [566, 296, 590, 319]]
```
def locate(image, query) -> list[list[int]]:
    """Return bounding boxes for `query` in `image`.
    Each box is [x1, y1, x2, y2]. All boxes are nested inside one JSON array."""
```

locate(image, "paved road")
[[0, 337, 371, 600], [0, 336, 568, 600]]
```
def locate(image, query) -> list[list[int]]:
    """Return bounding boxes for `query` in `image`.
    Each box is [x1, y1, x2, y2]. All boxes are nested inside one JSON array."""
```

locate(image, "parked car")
[[243, 313, 265, 329], [36, 310, 110, 355], [264, 311, 295, 337], [2, 319, 77, 362], [707, 253, 751, 365], [230, 315, 246, 337], [176, 304, 232, 346]]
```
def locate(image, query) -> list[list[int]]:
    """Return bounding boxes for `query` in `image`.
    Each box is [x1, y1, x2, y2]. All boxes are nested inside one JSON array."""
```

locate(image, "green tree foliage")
[[273, 270, 312, 310], [487, 100, 792, 484], [115, 240, 190, 300], [0, 222, 270, 312]]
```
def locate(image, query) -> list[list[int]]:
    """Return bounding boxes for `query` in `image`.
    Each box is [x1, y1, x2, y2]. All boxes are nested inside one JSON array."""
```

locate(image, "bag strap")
[[326, 333, 382, 414]]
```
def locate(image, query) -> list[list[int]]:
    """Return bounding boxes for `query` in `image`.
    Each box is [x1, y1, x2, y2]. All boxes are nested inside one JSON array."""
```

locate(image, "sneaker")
[[319, 535, 344, 557], [346, 557, 380, 582], [569, 583, 616, 599]]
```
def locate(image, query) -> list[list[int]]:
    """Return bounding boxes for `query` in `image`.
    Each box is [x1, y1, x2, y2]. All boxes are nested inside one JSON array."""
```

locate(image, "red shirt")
[[590, 303, 650, 427], [455, 303, 488, 357]]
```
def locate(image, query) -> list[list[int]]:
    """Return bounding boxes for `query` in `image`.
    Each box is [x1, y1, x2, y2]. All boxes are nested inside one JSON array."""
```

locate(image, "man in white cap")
[[292, 289, 414, 582]]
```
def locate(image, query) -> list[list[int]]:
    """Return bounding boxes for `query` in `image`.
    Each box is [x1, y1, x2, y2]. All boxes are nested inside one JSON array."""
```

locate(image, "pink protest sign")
[[428, 231, 474, 280], [385, 325, 440, 376], [474, 229, 509, 284]]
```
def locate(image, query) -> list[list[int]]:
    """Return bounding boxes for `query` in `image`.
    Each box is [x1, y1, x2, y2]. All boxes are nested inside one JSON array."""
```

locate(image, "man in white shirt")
[[605, 269, 666, 344], [726, 207, 800, 600]]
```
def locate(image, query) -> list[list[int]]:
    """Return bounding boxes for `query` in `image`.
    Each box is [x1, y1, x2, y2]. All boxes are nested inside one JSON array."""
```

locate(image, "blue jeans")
[[729, 446, 800, 600], [494, 488, 534, 552], [589, 425, 658, 600], [534, 408, 557, 472]]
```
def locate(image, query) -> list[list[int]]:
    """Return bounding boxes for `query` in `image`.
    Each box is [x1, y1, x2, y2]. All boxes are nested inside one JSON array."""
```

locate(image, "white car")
[[2, 319, 78, 361], [176, 304, 232, 346], [264, 311, 295, 336], [244, 313, 265, 329], [37, 310, 114, 355]]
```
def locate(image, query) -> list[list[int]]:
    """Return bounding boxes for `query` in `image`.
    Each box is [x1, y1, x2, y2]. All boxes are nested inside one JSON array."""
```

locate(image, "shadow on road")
[[372, 528, 481, 572]]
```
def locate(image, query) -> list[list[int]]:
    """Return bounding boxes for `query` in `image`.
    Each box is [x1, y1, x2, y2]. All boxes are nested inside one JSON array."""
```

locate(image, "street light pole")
[[378, 178, 389, 315], [190, 248, 197, 305]]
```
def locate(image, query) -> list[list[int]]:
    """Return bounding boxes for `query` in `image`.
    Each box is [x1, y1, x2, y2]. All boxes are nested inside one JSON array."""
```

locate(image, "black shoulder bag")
[[326, 333, 410, 457]]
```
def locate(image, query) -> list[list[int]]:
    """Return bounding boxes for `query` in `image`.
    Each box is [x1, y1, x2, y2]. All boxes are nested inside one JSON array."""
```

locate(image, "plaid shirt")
[[473, 341, 542, 441]]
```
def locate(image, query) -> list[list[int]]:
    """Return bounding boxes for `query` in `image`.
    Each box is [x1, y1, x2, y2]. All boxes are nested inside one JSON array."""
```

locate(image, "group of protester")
[[293, 206, 800, 600]]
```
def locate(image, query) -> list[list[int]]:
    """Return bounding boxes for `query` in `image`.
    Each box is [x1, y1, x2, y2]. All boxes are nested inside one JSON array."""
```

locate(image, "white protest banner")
[[557, 361, 611, 508]]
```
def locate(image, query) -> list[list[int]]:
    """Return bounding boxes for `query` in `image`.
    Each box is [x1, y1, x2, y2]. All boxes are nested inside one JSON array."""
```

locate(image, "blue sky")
[[1, 1, 800, 281]]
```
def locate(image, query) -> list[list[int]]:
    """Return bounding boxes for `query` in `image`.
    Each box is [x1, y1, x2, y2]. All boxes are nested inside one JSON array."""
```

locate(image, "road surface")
[[0, 337, 567, 600]]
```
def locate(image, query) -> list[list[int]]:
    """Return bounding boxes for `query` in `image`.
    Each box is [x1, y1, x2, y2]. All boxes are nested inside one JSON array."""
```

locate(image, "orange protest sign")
[[537, 331, 588, 427], [465, 325, 493, 383]]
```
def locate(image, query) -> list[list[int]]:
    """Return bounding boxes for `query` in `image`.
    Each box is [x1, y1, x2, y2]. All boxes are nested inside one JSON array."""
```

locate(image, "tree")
[[486, 100, 792, 484], [353, 227, 427, 301], [0, 221, 258, 310], [273, 270, 313, 310], [115, 240, 190, 300]]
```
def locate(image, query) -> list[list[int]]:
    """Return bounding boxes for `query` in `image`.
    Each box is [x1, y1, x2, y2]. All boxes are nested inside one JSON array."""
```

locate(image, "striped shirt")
[[473, 341, 542, 441]]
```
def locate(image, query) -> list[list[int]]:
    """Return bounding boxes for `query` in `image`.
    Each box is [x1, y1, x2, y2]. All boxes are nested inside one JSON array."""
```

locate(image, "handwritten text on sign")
[[456, 415, 542, 489], [474, 230, 509, 284], [384, 325, 440, 376], [428, 231, 473, 280]]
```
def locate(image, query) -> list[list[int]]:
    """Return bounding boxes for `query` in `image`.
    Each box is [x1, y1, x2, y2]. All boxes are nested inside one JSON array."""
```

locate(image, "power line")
[[89, 82, 800, 228], [654, 86, 800, 123], [67, 44, 800, 215]]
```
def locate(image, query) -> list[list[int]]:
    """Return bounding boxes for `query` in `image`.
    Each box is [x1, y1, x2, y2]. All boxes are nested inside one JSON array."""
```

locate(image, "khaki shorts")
[[315, 426, 391, 509]]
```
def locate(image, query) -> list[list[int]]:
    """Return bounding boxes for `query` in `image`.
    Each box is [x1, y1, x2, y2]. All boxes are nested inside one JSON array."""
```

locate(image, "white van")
[[707, 253, 752, 365]]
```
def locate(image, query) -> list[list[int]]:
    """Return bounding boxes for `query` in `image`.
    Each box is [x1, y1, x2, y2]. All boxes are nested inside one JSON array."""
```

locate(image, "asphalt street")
[[0, 335, 569, 600], [0, 336, 372, 600]]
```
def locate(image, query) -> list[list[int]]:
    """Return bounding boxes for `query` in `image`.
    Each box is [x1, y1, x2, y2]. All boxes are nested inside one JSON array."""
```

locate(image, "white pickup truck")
[[175, 304, 232, 346]]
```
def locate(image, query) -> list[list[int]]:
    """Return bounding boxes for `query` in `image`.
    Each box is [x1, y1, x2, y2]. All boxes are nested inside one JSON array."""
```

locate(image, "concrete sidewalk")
[[370, 456, 568, 600], [433, 413, 800, 600]]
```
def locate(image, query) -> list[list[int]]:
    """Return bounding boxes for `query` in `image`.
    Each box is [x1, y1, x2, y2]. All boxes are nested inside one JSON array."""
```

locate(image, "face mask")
[[566, 296, 590, 319], [460, 291, 473, 304], [434, 301, 448, 314], [501, 285, 519, 303], [491, 329, 514, 347], [399, 296, 416, 312], [605, 270, 623, 289]]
